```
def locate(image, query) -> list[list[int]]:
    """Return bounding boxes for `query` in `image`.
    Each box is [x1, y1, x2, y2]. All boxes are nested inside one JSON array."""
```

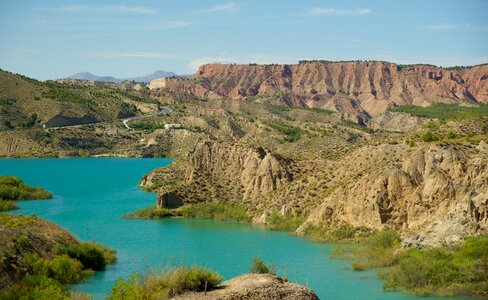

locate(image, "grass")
[[123, 205, 176, 219], [123, 202, 250, 222], [0, 176, 52, 202], [0, 213, 37, 227], [381, 236, 488, 296], [108, 266, 223, 299], [266, 211, 304, 232], [389, 103, 488, 120], [180, 202, 250, 222], [26, 252, 93, 284], [302, 223, 373, 242], [339, 228, 488, 296], [55, 242, 117, 270], [262, 120, 303, 143], [0, 199, 19, 211], [249, 257, 276, 274]]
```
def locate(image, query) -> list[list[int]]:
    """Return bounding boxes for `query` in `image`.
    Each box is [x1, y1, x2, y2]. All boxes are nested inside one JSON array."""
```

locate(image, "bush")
[[180, 202, 250, 222], [108, 266, 223, 299], [0, 275, 70, 300], [352, 262, 366, 271], [123, 205, 175, 219], [367, 228, 400, 249], [16, 234, 30, 248], [352, 235, 488, 296], [249, 257, 275, 274], [389, 103, 488, 120], [266, 211, 304, 232], [55, 242, 117, 270], [421, 131, 439, 142], [0, 176, 52, 201], [0, 200, 19, 211], [26, 253, 91, 284], [447, 131, 456, 139]]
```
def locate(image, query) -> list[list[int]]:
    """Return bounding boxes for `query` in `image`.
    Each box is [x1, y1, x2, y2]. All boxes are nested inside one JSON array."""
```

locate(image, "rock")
[[160, 62, 488, 117], [298, 143, 488, 247], [174, 274, 319, 300], [146, 141, 293, 207]]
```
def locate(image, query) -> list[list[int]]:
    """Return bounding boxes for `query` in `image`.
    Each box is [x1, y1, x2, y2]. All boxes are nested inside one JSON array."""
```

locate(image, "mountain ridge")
[[155, 61, 488, 119], [66, 70, 178, 83]]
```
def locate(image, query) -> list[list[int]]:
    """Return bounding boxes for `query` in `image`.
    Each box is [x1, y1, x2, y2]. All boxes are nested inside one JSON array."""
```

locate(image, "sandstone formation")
[[156, 62, 488, 118], [140, 141, 293, 208], [174, 274, 319, 300], [298, 142, 488, 248]]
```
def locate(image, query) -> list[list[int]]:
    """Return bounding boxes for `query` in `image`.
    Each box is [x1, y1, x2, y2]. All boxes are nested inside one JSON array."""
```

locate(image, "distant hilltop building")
[[164, 124, 182, 130]]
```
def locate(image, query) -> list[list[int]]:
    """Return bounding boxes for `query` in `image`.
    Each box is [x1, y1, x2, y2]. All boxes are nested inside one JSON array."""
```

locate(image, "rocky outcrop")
[[141, 141, 293, 208], [159, 62, 488, 117], [298, 142, 488, 247], [174, 274, 319, 300]]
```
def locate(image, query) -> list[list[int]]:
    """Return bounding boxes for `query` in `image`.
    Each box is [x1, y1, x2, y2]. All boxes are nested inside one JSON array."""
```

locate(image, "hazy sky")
[[0, 0, 487, 80]]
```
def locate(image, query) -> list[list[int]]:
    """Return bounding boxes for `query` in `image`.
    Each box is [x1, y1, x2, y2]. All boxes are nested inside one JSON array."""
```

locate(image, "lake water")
[[0, 158, 461, 299]]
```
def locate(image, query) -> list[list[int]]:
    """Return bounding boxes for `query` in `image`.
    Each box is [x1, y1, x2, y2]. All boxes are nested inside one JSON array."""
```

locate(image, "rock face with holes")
[[298, 142, 488, 247]]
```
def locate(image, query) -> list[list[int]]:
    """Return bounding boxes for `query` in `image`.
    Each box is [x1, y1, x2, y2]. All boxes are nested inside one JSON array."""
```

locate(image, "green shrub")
[[26, 253, 91, 284], [249, 257, 275, 274], [0, 275, 70, 300], [405, 139, 416, 147], [16, 234, 30, 248], [367, 229, 400, 249], [421, 131, 440, 142], [181, 202, 250, 222], [55, 242, 116, 270], [0, 200, 19, 211], [352, 262, 366, 271], [389, 103, 488, 120], [266, 211, 304, 232], [108, 266, 223, 299], [0, 176, 52, 201], [123, 205, 175, 219]]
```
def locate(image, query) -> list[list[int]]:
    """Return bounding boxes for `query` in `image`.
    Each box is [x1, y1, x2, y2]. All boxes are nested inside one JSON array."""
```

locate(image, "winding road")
[[121, 106, 172, 129], [46, 106, 172, 130]]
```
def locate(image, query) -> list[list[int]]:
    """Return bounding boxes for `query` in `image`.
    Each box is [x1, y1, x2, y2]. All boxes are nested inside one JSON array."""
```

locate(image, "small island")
[[0, 176, 52, 211]]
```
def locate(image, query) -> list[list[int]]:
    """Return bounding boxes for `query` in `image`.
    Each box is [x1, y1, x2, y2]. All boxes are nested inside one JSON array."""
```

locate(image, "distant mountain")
[[66, 70, 178, 83], [129, 70, 178, 83], [68, 72, 120, 83]]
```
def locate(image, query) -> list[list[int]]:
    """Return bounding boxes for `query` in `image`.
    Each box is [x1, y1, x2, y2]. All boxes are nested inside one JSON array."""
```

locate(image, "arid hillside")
[[156, 62, 488, 119]]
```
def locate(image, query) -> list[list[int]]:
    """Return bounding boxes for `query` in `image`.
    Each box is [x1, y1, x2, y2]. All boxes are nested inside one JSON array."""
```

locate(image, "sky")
[[0, 0, 487, 80]]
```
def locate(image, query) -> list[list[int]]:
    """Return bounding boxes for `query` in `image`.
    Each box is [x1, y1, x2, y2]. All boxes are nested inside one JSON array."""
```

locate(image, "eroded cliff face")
[[299, 142, 488, 247], [141, 141, 293, 208], [157, 62, 488, 117]]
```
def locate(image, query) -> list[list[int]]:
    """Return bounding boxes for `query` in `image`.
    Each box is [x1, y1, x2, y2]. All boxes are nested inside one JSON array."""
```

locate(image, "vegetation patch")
[[108, 266, 223, 299], [123, 205, 176, 219], [249, 257, 276, 274], [379, 236, 488, 296], [302, 223, 372, 242], [0, 176, 52, 203], [0, 199, 19, 211], [55, 242, 117, 270], [262, 120, 304, 143], [181, 202, 250, 222], [266, 211, 304, 232], [338, 229, 488, 296], [389, 103, 488, 120]]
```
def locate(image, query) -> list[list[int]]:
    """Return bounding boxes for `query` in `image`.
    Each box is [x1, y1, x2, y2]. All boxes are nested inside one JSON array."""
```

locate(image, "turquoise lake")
[[0, 158, 463, 299]]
